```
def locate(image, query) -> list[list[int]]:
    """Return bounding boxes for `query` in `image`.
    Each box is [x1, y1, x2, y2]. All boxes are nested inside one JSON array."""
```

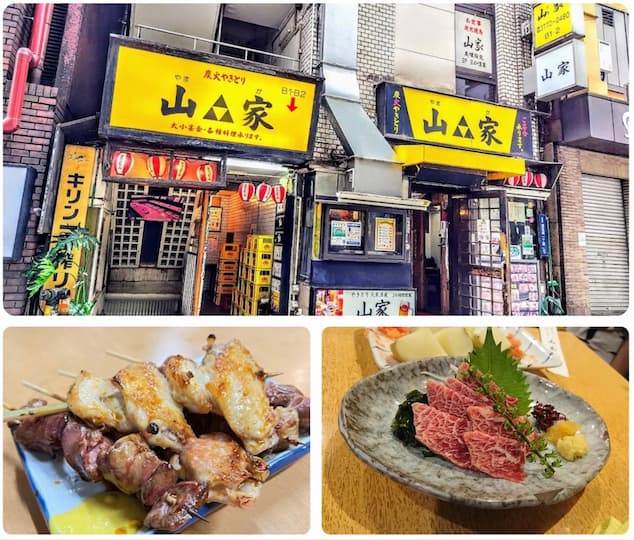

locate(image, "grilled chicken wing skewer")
[[171, 432, 269, 507], [113, 362, 194, 452], [160, 355, 220, 415], [203, 339, 279, 455], [67, 370, 135, 434]]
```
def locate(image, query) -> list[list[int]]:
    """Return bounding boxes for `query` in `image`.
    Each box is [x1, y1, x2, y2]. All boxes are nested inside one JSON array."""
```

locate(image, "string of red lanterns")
[[239, 182, 287, 203], [505, 172, 548, 188]]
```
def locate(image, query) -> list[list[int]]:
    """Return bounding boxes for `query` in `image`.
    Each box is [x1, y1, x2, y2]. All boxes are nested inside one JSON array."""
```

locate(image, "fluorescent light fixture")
[[224, 157, 288, 177], [336, 191, 430, 210]]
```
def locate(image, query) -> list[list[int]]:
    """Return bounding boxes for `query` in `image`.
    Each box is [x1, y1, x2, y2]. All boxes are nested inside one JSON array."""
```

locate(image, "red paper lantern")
[[534, 173, 548, 188], [171, 159, 187, 180], [112, 151, 134, 176], [146, 155, 167, 178], [256, 183, 272, 202], [271, 184, 286, 203], [238, 182, 255, 202], [196, 163, 216, 182], [505, 175, 522, 187], [520, 172, 534, 187]]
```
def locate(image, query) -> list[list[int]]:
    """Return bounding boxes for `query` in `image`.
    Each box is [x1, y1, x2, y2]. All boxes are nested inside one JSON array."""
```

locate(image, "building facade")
[[3, 3, 628, 316]]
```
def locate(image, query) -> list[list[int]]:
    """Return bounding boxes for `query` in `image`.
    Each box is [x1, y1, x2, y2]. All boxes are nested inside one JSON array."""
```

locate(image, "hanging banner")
[[44, 145, 96, 293], [100, 36, 323, 165], [377, 83, 533, 158]]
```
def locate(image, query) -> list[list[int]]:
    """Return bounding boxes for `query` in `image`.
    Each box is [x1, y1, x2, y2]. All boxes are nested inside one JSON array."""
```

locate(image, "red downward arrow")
[[287, 97, 298, 112]]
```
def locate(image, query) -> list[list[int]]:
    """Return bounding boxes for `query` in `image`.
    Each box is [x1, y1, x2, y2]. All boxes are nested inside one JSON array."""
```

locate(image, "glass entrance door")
[[451, 193, 508, 315]]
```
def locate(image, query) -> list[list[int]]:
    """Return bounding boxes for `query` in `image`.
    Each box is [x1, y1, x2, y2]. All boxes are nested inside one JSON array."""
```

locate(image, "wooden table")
[[322, 328, 628, 534], [3, 326, 310, 535]]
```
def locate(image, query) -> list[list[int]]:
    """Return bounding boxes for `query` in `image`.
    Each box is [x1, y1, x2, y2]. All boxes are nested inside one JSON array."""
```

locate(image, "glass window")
[[456, 77, 496, 102]]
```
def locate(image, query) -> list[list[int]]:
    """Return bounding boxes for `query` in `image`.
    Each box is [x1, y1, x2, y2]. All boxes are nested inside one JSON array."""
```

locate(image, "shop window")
[[321, 205, 406, 262], [455, 5, 497, 103], [597, 6, 629, 91]]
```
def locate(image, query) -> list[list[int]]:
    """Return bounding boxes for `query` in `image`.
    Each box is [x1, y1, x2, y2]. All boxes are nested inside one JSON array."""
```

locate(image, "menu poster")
[[374, 217, 396, 252], [510, 262, 540, 316], [330, 221, 362, 247]]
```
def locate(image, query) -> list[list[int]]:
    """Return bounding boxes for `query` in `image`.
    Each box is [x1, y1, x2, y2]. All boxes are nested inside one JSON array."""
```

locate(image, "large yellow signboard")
[[533, 3, 575, 50], [106, 43, 318, 155], [45, 145, 95, 293]]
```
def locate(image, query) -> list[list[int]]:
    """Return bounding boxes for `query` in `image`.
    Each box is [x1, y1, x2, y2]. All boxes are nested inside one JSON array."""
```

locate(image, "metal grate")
[[158, 187, 197, 268], [601, 8, 615, 27], [41, 4, 68, 86], [111, 183, 147, 267], [102, 293, 180, 315]]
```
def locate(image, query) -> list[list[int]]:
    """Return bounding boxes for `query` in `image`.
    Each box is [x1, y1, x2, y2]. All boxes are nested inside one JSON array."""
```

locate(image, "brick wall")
[[553, 145, 591, 315], [3, 4, 31, 79], [3, 83, 58, 314]]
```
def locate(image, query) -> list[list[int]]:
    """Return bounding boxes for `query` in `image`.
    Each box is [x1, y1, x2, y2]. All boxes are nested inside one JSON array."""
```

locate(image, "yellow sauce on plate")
[[49, 491, 146, 534]]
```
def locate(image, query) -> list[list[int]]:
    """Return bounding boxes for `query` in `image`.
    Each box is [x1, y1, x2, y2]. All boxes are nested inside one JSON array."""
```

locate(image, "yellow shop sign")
[[378, 83, 533, 159], [101, 37, 321, 162], [533, 3, 584, 50], [45, 145, 96, 294]]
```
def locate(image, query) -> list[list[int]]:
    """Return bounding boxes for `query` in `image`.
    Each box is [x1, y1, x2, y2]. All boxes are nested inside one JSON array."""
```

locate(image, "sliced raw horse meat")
[[427, 380, 480, 418], [446, 377, 491, 405], [466, 405, 513, 437], [463, 430, 528, 483], [411, 403, 472, 469]]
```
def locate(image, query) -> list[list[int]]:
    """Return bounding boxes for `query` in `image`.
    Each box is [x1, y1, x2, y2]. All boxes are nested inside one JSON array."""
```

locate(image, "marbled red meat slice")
[[466, 405, 513, 437], [446, 377, 491, 404], [411, 403, 472, 469], [426, 380, 480, 418], [463, 430, 527, 483]]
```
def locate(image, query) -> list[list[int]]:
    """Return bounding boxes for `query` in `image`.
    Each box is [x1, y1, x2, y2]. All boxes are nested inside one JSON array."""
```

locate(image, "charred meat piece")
[[11, 399, 69, 457], [204, 340, 278, 454], [266, 380, 310, 433], [144, 481, 208, 532], [99, 433, 165, 495], [160, 355, 219, 415], [113, 363, 194, 452], [67, 370, 135, 434], [171, 432, 269, 507], [271, 406, 300, 451], [61, 416, 113, 481]]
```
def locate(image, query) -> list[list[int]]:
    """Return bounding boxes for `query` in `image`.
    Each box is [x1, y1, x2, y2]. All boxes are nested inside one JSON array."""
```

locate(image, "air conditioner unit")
[[520, 19, 532, 39], [599, 41, 613, 73]]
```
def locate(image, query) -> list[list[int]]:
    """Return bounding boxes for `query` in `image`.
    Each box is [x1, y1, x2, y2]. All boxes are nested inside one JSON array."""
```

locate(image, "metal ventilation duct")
[[320, 4, 402, 197]]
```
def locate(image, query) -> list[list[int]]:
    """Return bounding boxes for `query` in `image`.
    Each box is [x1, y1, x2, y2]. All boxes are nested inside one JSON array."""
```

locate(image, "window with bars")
[[110, 184, 197, 268]]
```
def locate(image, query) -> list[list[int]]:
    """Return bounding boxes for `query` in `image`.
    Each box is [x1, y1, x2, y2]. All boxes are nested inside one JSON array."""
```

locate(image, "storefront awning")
[[393, 144, 526, 178]]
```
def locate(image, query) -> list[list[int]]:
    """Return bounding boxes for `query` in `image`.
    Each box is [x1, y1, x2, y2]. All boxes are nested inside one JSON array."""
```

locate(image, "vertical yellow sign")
[[45, 145, 96, 294]]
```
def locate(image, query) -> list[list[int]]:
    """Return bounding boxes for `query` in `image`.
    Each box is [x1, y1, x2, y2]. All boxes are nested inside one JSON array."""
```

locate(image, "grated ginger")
[[545, 420, 581, 444], [556, 433, 589, 461]]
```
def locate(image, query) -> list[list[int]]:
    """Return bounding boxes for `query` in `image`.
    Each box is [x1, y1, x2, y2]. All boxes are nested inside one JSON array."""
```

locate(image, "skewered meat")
[[144, 481, 208, 531], [160, 355, 219, 415], [266, 380, 311, 433], [61, 416, 112, 482], [11, 399, 69, 457], [113, 363, 194, 452], [67, 370, 135, 434], [10, 401, 207, 532], [271, 406, 300, 450], [204, 340, 278, 454], [171, 432, 269, 508]]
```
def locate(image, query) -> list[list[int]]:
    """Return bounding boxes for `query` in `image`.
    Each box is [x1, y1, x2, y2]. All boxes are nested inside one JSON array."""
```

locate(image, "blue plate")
[[14, 432, 310, 533]]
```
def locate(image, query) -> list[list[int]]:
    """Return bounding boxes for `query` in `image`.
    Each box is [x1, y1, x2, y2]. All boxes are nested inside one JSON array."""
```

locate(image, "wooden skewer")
[[106, 350, 145, 364], [165, 494, 209, 523], [21, 380, 66, 402], [3, 402, 69, 423], [3, 401, 15, 411], [58, 369, 78, 379]]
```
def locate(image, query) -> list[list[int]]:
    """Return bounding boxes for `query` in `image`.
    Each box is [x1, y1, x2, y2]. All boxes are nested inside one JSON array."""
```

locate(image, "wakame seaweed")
[[391, 389, 436, 457]]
